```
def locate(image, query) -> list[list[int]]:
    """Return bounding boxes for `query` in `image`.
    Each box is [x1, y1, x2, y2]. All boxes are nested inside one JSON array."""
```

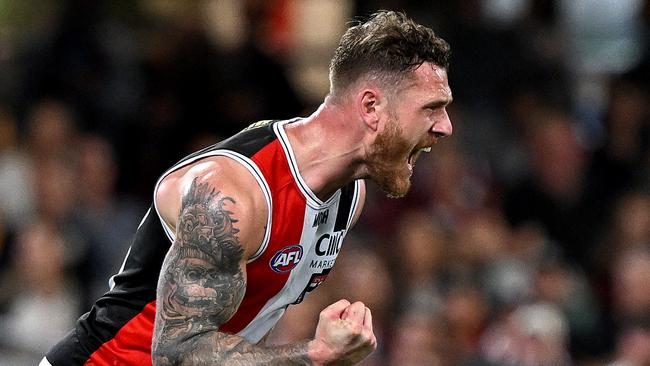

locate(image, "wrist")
[[307, 339, 333, 366]]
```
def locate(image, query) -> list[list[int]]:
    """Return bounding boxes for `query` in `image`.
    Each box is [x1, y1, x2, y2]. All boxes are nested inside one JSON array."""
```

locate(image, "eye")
[[424, 106, 440, 119], [185, 266, 206, 281], [430, 106, 447, 118]]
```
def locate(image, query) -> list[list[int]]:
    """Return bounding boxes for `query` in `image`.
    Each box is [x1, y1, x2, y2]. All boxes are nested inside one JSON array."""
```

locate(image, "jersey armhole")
[[152, 150, 273, 262], [346, 180, 363, 229]]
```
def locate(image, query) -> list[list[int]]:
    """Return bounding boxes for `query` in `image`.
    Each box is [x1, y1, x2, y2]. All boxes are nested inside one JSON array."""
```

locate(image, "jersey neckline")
[[273, 119, 341, 209]]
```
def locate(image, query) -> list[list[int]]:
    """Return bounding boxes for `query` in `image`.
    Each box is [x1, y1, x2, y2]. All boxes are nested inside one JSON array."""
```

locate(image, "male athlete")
[[42, 10, 452, 365]]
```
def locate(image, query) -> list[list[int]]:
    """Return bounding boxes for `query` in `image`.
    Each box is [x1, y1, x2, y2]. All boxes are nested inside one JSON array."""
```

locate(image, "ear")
[[357, 89, 383, 132]]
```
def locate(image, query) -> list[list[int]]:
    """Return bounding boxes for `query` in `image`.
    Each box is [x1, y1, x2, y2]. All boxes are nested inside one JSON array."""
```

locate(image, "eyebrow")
[[423, 98, 453, 109]]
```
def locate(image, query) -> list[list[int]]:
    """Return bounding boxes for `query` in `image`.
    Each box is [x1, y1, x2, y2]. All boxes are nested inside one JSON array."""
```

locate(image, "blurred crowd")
[[1, 0, 650, 365]]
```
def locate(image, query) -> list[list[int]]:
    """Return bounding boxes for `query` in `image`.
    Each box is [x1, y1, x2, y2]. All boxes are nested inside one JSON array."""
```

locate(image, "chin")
[[377, 170, 411, 199]]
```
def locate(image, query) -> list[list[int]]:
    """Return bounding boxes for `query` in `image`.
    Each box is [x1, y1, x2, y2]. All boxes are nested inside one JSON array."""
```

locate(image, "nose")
[[431, 110, 453, 138]]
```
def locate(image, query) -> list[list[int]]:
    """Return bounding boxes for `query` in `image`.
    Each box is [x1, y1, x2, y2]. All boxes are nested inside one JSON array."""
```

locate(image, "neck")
[[284, 97, 368, 200]]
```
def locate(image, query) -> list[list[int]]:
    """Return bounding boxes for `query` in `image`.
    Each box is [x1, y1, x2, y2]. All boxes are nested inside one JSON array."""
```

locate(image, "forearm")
[[152, 332, 314, 366]]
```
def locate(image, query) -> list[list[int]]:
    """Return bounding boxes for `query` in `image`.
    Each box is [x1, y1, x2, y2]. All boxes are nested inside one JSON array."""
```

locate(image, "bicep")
[[154, 176, 250, 348]]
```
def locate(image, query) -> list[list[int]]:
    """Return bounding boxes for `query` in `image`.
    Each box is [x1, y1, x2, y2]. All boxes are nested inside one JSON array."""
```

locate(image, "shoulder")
[[156, 156, 269, 259]]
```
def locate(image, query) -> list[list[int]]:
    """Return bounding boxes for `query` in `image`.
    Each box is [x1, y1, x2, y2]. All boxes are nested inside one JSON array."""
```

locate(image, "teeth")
[[420, 147, 431, 153]]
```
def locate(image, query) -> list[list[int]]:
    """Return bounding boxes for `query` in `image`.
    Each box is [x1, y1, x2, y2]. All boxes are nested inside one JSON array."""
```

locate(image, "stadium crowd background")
[[1, 0, 650, 365]]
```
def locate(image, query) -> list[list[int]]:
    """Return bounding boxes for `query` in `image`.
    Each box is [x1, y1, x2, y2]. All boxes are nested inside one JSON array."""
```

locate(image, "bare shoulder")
[[155, 156, 268, 260]]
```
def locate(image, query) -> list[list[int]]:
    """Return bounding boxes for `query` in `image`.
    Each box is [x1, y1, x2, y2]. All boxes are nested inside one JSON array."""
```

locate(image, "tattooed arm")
[[152, 159, 376, 365]]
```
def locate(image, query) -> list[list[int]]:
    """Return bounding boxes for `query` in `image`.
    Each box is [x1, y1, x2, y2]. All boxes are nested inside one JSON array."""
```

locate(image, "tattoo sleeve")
[[152, 178, 312, 365]]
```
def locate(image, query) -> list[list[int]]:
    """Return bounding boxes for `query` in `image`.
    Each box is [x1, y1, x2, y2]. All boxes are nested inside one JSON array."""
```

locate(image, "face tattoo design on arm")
[[154, 178, 246, 358], [153, 178, 312, 365]]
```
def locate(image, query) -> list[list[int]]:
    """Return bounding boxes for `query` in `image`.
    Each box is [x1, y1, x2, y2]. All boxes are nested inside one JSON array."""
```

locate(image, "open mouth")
[[407, 146, 433, 171]]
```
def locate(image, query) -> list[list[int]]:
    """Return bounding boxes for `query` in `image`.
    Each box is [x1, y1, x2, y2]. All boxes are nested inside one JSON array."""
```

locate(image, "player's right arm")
[[151, 158, 376, 365]]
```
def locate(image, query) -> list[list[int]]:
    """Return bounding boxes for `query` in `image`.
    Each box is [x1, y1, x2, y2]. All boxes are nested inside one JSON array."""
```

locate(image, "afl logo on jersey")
[[270, 245, 303, 273]]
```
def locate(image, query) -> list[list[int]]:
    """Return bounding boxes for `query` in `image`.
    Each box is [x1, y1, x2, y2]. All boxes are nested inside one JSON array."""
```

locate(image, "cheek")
[[405, 112, 431, 139], [376, 130, 410, 158]]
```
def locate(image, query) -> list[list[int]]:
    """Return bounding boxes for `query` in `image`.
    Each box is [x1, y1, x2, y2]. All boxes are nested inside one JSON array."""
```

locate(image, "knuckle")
[[363, 332, 377, 348], [349, 324, 363, 336], [362, 331, 375, 344], [371, 339, 378, 350], [319, 309, 332, 320]]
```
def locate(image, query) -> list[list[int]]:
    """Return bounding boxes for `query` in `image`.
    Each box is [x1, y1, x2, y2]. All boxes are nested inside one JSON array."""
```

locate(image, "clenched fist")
[[308, 299, 377, 365]]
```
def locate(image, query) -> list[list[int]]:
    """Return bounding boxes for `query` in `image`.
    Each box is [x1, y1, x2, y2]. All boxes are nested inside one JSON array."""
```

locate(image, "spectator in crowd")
[[478, 303, 572, 366], [0, 221, 80, 365], [611, 249, 650, 330], [608, 326, 650, 366], [387, 312, 450, 366], [607, 249, 650, 366], [0, 105, 35, 231], [393, 210, 447, 315], [503, 109, 596, 268], [71, 134, 146, 307]]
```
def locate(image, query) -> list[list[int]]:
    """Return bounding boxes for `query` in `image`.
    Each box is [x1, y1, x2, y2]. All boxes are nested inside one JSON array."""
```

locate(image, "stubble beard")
[[366, 117, 413, 198]]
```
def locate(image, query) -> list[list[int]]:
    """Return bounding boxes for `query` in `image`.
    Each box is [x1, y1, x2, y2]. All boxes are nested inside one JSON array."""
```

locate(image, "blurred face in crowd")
[[16, 222, 66, 293], [613, 250, 650, 319], [529, 114, 585, 199], [389, 313, 447, 365], [397, 210, 445, 278], [366, 63, 453, 198]]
